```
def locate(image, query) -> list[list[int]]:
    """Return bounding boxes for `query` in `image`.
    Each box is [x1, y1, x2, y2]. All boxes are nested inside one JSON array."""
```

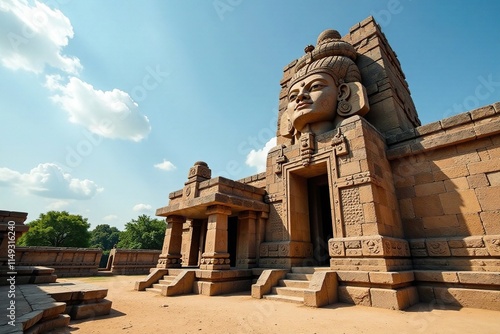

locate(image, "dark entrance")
[[228, 216, 238, 267], [308, 174, 333, 266]]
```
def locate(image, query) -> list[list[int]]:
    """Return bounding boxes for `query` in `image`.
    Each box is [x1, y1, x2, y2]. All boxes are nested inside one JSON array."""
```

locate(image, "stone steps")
[[262, 267, 316, 304], [145, 287, 163, 294], [279, 279, 310, 289], [262, 294, 304, 304], [146, 274, 178, 295], [37, 282, 112, 320], [285, 273, 313, 280], [271, 286, 307, 298]]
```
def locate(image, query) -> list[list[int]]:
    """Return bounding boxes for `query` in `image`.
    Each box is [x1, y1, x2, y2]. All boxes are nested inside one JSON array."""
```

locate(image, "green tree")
[[90, 224, 120, 250], [117, 215, 165, 249], [17, 211, 91, 247]]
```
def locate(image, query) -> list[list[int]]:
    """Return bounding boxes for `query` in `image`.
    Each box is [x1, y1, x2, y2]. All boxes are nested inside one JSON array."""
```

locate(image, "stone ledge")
[[387, 103, 500, 159], [415, 270, 500, 286], [418, 286, 500, 311], [335, 270, 414, 285]]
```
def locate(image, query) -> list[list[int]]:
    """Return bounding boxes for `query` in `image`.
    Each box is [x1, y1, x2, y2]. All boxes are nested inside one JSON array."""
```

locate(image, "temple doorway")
[[287, 161, 334, 267], [228, 216, 238, 267], [308, 174, 333, 266]]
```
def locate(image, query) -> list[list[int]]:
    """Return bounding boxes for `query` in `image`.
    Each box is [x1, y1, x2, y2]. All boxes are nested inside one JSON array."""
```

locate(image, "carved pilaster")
[[236, 211, 257, 269], [157, 215, 185, 268], [200, 205, 232, 270]]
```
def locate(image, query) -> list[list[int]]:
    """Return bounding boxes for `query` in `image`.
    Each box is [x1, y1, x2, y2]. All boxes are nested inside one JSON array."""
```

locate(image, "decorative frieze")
[[408, 235, 500, 257], [329, 236, 410, 258]]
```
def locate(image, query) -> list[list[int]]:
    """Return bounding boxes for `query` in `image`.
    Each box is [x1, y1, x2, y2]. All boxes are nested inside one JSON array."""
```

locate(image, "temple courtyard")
[[48, 275, 498, 334]]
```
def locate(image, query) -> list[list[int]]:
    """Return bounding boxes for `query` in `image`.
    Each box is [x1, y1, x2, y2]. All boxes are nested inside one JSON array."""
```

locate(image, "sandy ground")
[[48, 275, 499, 334]]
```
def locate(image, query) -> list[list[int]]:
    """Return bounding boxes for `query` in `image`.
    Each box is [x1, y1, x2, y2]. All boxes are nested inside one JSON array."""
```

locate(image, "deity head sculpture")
[[281, 29, 369, 139]]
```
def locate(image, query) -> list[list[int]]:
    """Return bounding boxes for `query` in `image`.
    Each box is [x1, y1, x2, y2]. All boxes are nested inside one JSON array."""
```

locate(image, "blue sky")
[[1, 0, 499, 230]]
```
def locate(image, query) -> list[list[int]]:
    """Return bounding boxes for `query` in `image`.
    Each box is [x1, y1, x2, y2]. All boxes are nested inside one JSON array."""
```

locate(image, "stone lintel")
[[206, 204, 232, 216], [166, 215, 185, 224], [156, 192, 268, 219], [238, 210, 257, 220]]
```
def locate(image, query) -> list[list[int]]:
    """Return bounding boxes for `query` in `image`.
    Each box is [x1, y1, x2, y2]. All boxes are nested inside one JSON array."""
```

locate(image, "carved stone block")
[[484, 235, 500, 256], [426, 239, 451, 257]]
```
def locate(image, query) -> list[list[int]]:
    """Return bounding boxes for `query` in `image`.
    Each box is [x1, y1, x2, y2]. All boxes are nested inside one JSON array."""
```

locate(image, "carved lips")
[[295, 101, 312, 110]]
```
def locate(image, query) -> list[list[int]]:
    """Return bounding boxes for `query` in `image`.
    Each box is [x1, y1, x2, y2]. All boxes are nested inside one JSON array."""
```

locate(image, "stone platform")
[[0, 282, 112, 334], [38, 282, 112, 320], [0, 284, 69, 334]]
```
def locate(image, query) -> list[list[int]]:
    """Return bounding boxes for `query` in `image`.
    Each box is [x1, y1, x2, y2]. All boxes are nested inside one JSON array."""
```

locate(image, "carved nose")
[[296, 92, 309, 102]]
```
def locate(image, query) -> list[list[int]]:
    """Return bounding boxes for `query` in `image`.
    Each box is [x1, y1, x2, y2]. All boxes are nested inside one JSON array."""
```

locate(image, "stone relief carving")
[[340, 187, 364, 226], [275, 144, 287, 174], [331, 128, 349, 156], [280, 29, 369, 143]]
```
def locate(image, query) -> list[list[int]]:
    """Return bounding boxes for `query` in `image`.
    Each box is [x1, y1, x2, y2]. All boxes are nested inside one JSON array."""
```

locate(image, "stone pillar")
[[236, 211, 257, 269], [200, 205, 232, 270], [183, 219, 202, 266], [157, 215, 185, 269]]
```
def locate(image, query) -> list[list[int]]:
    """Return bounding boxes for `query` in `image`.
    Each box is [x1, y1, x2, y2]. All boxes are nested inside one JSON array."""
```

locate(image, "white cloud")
[[133, 203, 152, 212], [0, 0, 81, 74], [0, 163, 102, 199], [103, 214, 118, 221], [154, 159, 176, 171], [245, 137, 276, 173], [46, 75, 151, 141], [46, 200, 69, 210]]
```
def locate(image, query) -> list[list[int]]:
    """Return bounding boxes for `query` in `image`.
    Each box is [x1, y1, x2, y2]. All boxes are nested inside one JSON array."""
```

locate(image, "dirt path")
[[49, 275, 499, 334]]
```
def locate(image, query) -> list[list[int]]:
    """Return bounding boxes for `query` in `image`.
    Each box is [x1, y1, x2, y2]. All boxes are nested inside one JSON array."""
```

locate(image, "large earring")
[[337, 99, 352, 115]]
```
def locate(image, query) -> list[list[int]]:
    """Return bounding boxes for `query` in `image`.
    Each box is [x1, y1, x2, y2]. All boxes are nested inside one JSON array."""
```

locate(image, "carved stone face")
[[286, 72, 338, 133]]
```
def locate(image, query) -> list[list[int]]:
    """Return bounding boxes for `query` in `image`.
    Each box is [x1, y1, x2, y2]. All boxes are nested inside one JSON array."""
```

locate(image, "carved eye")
[[288, 93, 298, 101], [310, 83, 324, 91]]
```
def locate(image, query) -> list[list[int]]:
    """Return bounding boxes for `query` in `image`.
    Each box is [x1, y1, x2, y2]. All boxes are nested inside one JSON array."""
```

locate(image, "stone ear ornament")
[[279, 111, 295, 138], [336, 82, 370, 118]]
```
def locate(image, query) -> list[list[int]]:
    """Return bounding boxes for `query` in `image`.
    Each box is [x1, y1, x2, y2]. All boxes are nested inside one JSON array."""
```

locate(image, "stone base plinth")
[[415, 270, 500, 311], [193, 269, 253, 296], [156, 256, 182, 269], [200, 254, 231, 270], [336, 270, 418, 310]]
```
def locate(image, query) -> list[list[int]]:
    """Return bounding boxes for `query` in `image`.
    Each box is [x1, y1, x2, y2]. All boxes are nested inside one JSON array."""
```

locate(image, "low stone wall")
[[106, 248, 161, 274], [16, 247, 102, 277]]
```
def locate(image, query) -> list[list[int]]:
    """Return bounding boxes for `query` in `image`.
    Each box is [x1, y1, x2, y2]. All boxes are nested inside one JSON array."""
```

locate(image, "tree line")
[[17, 211, 166, 253]]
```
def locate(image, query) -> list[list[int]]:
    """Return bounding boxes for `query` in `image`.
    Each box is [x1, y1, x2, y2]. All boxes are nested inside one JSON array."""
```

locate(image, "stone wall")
[[16, 247, 102, 277], [387, 103, 500, 309], [388, 103, 500, 269], [106, 248, 161, 274]]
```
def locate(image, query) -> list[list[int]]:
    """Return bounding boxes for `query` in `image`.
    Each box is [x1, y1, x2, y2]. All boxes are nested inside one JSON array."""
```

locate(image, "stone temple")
[[136, 16, 500, 310]]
